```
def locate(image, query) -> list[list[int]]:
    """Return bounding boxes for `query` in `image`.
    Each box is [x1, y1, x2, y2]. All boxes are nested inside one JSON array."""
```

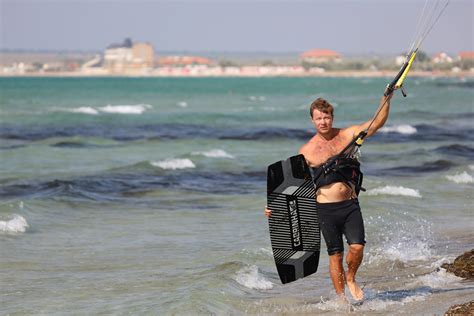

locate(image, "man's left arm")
[[344, 91, 394, 139]]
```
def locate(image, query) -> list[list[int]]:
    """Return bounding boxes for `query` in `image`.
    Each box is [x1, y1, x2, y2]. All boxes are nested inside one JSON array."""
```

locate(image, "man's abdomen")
[[316, 182, 355, 203]]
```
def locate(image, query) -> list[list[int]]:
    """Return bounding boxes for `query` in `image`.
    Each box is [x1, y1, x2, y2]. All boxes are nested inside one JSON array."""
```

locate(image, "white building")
[[103, 38, 154, 74], [432, 52, 453, 64]]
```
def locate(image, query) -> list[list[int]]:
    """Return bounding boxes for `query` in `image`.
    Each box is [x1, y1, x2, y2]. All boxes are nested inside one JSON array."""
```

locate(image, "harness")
[[312, 131, 367, 196], [313, 157, 364, 195]]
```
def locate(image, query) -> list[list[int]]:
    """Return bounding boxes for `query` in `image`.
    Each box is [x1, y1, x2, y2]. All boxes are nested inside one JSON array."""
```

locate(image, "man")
[[265, 91, 393, 301]]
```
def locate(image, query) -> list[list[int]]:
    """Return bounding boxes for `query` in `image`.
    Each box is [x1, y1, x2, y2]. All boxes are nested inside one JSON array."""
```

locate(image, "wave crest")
[[408, 268, 463, 289], [0, 214, 29, 233], [98, 104, 152, 114], [191, 149, 234, 159], [150, 158, 196, 170], [380, 125, 417, 135], [234, 265, 273, 290], [69, 107, 99, 115], [445, 171, 473, 184], [367, 186, 422, 198]]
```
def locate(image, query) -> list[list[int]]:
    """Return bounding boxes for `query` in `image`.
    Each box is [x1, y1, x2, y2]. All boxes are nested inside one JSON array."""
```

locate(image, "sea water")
[[0, 77, 473, 314]]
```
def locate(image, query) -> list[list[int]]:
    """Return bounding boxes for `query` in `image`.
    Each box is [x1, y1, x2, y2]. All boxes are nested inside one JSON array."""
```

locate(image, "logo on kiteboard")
[[286, 196, 303, 250]]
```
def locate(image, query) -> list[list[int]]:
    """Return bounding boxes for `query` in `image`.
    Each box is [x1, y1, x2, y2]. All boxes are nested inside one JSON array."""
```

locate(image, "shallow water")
[[1, 77, 473, 314]]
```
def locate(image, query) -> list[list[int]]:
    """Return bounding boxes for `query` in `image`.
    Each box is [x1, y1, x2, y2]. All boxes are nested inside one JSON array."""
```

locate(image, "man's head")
[[310, 98, 334, 135], [310, 98, 334, 119]]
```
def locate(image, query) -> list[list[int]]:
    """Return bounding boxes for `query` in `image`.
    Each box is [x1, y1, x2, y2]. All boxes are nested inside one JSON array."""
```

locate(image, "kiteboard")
[[267, 154, 320, 284]]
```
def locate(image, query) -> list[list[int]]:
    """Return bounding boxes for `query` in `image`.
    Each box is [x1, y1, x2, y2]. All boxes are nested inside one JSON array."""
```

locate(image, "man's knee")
[[348, 243, 364, 254], [329, 251, 344, 263]]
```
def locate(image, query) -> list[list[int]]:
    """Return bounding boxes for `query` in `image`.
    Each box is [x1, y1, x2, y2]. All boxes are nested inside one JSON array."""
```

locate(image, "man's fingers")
[[264, 206, 272, 218]]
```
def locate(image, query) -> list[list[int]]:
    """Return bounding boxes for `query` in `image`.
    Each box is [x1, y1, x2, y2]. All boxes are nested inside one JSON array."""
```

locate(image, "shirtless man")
[[265, 91, 393, 301]]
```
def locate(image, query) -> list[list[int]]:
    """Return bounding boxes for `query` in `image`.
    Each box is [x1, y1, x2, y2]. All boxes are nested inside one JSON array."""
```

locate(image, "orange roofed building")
[[300, 49, 342, 63], [458, 51, 474, 61], [157, 56, 213, 66]]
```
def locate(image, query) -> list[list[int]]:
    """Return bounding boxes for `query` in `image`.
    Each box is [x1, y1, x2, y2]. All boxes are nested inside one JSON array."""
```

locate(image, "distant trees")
[[218, 59, 239, 67], [261, 60, 275, 66]]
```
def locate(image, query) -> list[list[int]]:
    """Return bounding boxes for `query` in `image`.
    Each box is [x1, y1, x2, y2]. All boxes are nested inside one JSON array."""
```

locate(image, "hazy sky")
[[1, 0, 473, 54]]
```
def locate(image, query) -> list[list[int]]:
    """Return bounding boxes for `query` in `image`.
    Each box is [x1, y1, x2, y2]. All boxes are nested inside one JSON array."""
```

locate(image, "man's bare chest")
[[306, 137, 349, 166]]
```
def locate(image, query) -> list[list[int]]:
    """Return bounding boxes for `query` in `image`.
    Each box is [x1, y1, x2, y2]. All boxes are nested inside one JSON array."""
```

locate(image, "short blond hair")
[[310, 98, 334, 118]]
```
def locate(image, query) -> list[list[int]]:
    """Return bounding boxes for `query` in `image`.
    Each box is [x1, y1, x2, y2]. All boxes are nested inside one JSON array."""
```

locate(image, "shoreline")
[[1, 70, 473, 78]]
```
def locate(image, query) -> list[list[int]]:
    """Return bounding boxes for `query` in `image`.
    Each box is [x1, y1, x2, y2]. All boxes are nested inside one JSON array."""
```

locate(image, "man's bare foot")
[[336, 292, 349, 302], [346, 275, 364, 301], [334, 294, 354, 311]]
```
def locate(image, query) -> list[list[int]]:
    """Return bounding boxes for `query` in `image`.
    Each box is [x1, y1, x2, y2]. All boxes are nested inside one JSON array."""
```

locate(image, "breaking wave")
[[234, 265, 273, 290], [191, 149, 234, 159], [0, 214, 29, 233], [445, 171, 474, 184], [408, 268, 464, 289], [380, 124, 417, 135], [367, 186, 422, 198], [98, 104, 152, 114], [150, 158, 196, 170], [69, 107, 99, 115]]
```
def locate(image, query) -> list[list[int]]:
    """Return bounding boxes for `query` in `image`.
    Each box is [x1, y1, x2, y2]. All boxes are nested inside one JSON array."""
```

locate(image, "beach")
[[1, 76, 473, 314]]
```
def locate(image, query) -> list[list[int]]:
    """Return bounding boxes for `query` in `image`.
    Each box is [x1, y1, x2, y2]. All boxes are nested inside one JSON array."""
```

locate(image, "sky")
[[1, 0, 473, 54]]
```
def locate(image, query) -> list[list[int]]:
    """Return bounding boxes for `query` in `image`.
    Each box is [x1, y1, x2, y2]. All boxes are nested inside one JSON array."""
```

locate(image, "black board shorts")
[[316, 199, 366, 255]]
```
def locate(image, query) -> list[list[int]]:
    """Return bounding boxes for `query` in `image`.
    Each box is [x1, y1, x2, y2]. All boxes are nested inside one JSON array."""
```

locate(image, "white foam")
[[235, 265, 273, 290], [367, 238, 433, 264], [241, 247, 273, 257], [70, 107, 99, 115], [312, 293, 428, 313], [365, 215, 433, 264], [0, 214, 29, 233], [366, 222, 433, 263], [408, 269, 463, 289], [383, 239, 432, 262], [191, 149, 234, 159], [446, 171, 473, 184], [98, 104, 152, 114], [358, 295, 427, 311], [379, 125, 417, 135], [257, 247, 273, 257], [151, 158, 195, 170], [177, 101, 188, 108], [367, 186, 422, 198], [313, 297, 355, 312], [469, 165, 474, 171]]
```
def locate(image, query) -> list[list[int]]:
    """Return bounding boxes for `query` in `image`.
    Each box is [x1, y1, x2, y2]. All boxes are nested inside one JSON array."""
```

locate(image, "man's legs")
[[345, 243, 364, 300], [318, 200, 365, 300]]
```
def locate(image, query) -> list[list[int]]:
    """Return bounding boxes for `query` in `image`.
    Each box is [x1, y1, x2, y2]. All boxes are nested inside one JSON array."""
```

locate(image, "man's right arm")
[[343, 91, 394, 139]]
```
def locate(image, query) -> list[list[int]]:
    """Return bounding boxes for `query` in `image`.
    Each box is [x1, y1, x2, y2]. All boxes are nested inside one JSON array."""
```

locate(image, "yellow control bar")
[[395, 50, 417, 89]]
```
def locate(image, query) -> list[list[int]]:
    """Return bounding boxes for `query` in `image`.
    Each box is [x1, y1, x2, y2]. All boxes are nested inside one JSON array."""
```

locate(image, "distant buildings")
[[300, 49, 342, 64], [432, 52, 453, 64], [157, 56, 213, 66], [1, 40, 473, 76], [103, 38, 154, 73], [458, 51, 474, 61]]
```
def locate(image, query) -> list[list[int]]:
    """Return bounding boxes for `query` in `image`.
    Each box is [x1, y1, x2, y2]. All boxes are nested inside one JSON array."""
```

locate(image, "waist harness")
[[312, 156, 365, 196]]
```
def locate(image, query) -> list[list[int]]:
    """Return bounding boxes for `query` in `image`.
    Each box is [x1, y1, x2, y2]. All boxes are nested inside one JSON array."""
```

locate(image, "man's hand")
[[264, 206, 272, 218], [384, 86, 395, 99]]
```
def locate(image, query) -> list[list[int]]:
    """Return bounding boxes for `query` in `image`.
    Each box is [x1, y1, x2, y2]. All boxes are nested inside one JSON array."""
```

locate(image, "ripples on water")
[[1, 77, 473, 314]]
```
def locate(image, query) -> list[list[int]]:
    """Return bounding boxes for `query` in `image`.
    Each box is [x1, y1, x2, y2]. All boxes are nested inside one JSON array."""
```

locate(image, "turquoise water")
[[1, 77, 473, 314]]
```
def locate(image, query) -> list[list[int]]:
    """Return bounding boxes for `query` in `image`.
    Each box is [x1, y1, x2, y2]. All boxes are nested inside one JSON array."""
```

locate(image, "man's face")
[[312, 109, 333, 134]]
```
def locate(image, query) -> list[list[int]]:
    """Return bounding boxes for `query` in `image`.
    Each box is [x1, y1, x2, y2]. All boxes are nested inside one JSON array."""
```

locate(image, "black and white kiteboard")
[[267, 154, 320, 284]]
